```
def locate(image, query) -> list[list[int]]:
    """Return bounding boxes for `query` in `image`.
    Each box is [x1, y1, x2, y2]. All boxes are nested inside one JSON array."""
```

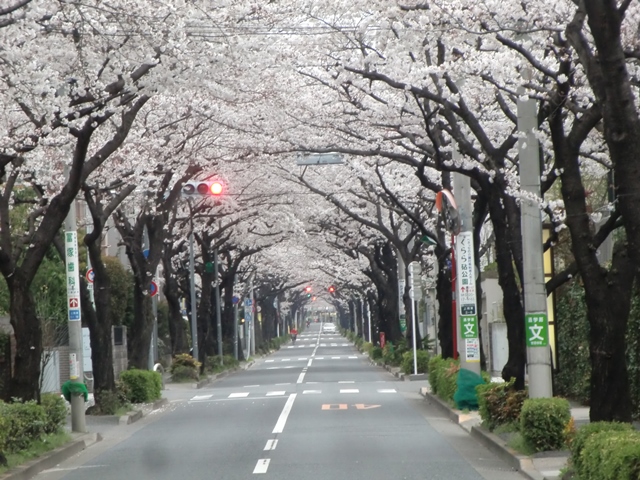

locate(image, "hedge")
[[120, 369, 162, 403], [428, 355, 459, 403], [520, 397, 571, 452], [578, 430, 640, 480], [570, 421, 634, 473], [401, 350, 429, 375], [476, 379, 527, 430]]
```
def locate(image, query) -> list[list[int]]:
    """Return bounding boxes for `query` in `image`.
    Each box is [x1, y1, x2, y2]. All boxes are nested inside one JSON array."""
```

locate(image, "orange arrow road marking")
[[353, 404, 381, 410]]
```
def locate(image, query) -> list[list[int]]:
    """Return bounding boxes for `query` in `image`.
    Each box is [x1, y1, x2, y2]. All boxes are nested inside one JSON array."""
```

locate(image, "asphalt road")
[[35, 323, 525, 480]]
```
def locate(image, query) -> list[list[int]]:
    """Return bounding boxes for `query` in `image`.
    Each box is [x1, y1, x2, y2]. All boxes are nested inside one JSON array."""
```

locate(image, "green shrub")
[[370, 346, 383, 360], [520, 398, 571, 452], [0, 400, 47, 452], [428, 355, 459, 403], [171, 353, 200, 372], [116, 379, 131, 405], [382, 342, 403, 366], [171, 365, 199, 381], [206, 355, 239, 373], [40, 393, 67, 434], [476, 379, 528, 430], [401, 350, 429, 374], [570, 421, 634, 473], [578, 430, 640, 480], [120, 369, 162, 403], [94, 389, 122, 415], [362, 342, 373, 354]]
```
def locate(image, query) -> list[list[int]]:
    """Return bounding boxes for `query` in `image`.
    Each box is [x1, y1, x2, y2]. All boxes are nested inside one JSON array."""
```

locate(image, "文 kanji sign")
[[525, 313, 549, 347]]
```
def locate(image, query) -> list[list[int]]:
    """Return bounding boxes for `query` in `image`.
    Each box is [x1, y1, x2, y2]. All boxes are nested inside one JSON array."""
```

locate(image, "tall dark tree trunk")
[[128, 280, 154, 369], [436, 249, 454, 359], [8, 275, 41, 401], [162, 253, 187, 355]]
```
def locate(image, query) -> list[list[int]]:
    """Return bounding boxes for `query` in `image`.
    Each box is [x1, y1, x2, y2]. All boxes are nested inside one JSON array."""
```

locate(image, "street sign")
[[245, 299, 253, 307], [296, 153, 344, 166], [456, 232, 477, 317], [460, 316, 478, 339], [149, 281, 158, 297], [232, 295, 240, 305], [86, 268, 94, 284], [465, 338, 481, 363], [65, 230, 81, 322], [525, 313, 549, 347]]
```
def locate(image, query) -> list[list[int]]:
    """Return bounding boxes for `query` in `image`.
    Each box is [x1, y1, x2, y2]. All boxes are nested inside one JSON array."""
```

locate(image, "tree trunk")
[[436, 251, 454, 359], [128, 279, 154, 369], [8, 276, 41, 401], [163, 254, 188, 355]]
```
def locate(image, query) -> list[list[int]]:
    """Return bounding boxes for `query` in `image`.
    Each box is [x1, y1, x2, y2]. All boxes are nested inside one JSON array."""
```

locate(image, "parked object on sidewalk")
[[454, 368, 484, 410]]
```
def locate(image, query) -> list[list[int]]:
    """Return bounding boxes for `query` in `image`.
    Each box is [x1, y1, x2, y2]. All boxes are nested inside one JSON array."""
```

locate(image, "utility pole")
[[518, 83, 553, 398], [409, 262, 421, 375], [64, 179, 86, 433], [214, 248, 223, 364], [249, 273, 255, 356], [452, 172, 481, 376], [188, 229, 198, 361], [366, 296, 372, 343], [233, 275, 238, 361]]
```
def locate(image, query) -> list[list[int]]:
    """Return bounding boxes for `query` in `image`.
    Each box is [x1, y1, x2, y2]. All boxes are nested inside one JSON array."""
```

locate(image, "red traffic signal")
[[305, 286, 312, 293], [183, 180, 224, 197], [328, 286, 336, 293]]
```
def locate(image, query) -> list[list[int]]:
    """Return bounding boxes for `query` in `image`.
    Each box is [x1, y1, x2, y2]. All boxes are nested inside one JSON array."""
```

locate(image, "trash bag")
[[453, 368, 484, 410]]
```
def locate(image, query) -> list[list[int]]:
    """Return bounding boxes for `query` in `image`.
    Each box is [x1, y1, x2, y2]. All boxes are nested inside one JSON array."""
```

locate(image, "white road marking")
[[267, 366, 296, 370], [298, 357, 308, 360], [282, 358, 291, 362], [307, 359, 313, 367], [306, 381, 319, 384], [253, 459, 270, 474], [264, 439, 278, 451], [244, 385, 260, 388], [332, 356, 340, 359], [296, 370, 306, 384], [273, 393, 297, 433], [265, 360, 274, 363], [303, 390, 322, 394], [228, 392, 249, 398], [338, 381, 355, 384], [190, 395, 213, 401], [315, 357, 325, 360], [340, 389, 359, 393], [348, 356, 358, 359], [276, 383, 291, 386], [267, 391, 286, 396], [378, 389, 397, 393]]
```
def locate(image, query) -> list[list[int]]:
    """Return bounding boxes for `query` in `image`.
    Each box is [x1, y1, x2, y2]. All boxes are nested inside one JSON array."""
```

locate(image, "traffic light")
[[182, 180, 224, 197], [305, 286, 312, 298], [328, 285, 336, 294]]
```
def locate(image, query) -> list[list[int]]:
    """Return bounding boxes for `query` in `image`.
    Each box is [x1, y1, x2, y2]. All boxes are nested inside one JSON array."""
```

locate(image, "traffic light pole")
[[189, 229, 199, 361], [214, 248, 223, 364]]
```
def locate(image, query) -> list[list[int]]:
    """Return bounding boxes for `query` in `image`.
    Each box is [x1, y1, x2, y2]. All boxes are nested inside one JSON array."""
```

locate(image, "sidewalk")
[[418, 386, 588, 480]]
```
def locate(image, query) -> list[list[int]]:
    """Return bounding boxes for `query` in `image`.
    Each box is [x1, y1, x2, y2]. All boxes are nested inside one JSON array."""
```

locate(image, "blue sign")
[[149, 281, 158, 297], [143, 249, 150, 259], [232, 295, 239, 305], [69, 309, 80, 320], [244, 299, 252, 307]]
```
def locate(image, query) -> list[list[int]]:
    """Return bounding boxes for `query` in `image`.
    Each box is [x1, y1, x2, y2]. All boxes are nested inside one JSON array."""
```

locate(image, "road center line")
[[264, 439, 278, 451], [272, 393, 297, 433], [253, 459, 270, 474]]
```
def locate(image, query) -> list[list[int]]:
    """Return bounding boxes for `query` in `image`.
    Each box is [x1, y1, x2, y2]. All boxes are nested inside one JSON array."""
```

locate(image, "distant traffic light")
[[328, 285, 336, 294], [182, 180, 224, 197], [305, 286, 312, 298]]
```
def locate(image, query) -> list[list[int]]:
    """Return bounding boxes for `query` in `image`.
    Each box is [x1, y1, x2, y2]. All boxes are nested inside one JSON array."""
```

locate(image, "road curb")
[[118, 397, 170, 425], [420, 389, 547, 480], [0, 433, 101, 480]]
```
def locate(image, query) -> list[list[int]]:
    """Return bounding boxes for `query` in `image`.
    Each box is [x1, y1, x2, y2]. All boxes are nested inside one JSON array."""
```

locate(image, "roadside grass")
[[0, 431, 71, 474], [493, 423, 537, 456]]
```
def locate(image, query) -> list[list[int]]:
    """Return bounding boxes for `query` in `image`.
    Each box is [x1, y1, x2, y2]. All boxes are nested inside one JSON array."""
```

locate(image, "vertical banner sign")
[[456, 232, 480, 362], [65, 231, 81, 322]]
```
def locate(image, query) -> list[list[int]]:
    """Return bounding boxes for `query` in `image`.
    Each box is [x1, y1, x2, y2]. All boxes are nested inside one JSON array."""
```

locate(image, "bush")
[[520, 398, 571, 452], [570, 421, 633, 473], [120, 369, 162, 403], [362, 342, 373, 355], [0, 400, 47, 452], [40, 393, 67, 434], [94, 389, 122, 415], [401, 350, 429, 374], [171, 365, 199, 381], [370, 346, 383, 360], [207, 355, 239, 373], [476, 379, 528, 430], [578, 430, 640, 480], [428, 355, 459, 403]]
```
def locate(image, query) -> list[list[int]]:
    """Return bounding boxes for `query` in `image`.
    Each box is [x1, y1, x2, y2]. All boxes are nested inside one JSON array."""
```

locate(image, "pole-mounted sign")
[[65, 231, 81, 322]]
